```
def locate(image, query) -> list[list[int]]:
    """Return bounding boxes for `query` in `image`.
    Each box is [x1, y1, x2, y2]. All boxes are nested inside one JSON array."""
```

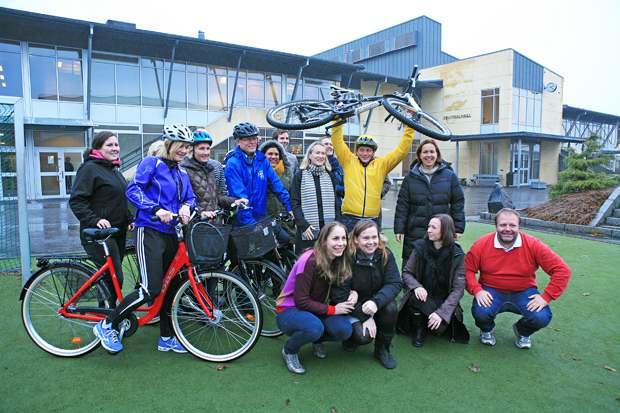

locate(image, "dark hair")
[[85, 131, 116, 157], [416, 139, 442, 165], [347, 220, 389, 265], [272, 129, 288, 140], [313, 222, 351, 284], [494, 208, 521, 225], [427, 214, 456, 246]]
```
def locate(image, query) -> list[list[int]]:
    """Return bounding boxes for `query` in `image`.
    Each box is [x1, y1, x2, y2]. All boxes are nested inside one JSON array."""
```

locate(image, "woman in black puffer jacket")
[[393, 139, 465, 264]]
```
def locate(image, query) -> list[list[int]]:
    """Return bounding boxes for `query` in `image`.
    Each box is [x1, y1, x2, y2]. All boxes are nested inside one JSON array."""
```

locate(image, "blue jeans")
[[276, 308, 353, 353], [340, 214, 380, 233], [471, 287, 552, 337]]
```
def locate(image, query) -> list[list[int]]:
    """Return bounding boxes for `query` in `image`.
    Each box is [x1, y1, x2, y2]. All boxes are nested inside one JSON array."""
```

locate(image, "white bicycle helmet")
[[162, 124, 194, 143]]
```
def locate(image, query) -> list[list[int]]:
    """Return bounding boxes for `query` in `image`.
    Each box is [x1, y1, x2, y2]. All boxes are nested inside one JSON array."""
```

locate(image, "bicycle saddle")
[[82, 227, 120, 241]]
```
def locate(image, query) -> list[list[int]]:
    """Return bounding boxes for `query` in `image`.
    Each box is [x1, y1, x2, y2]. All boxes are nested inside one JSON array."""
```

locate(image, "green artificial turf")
[[1, 222, 619, 412]]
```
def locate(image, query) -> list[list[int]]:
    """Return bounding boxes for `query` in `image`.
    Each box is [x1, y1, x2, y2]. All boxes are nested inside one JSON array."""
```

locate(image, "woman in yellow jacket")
[[331, 122, 414, 232]]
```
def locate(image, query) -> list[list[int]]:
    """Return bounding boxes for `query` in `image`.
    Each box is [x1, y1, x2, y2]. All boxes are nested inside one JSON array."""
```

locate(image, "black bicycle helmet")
[[354, 135, 378, 150], [233, 122, 259, 139], [162, 124, 194, 143]]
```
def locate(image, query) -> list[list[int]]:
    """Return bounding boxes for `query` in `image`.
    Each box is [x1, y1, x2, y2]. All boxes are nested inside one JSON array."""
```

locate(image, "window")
[[395, 32, 416, 50], [168, 63, 186, 109], [285, 77, 297, 102], [116, 64, 140, 105], [208, 67, 226, 111], [512, 87, 542, 132], [368, 41, 386, 58], [91, 61, 115, 103], [481, 88, 499, 124], [228, 70, 246, 108], [187, 64, 207, 110], [141, 58, 165, 107], [29, 44, 83, 102], [479, 142, 498, 174], [247, 72, 264, 108], [0, 40, 23, 97], [265, 74, 281, 107]]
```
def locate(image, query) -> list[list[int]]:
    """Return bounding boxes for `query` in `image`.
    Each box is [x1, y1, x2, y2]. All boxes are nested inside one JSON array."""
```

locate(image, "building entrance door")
[[511, 142, 530, 186], [36, 149, 83, 197]]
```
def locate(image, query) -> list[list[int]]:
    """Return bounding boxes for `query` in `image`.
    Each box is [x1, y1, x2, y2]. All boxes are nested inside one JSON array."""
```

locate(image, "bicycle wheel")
[[382, 97, 452, 141], [171, 271, 262, 362], [21, 263, 110, 357], [266, 100, 336, 130], [232, 259, 286, 337]]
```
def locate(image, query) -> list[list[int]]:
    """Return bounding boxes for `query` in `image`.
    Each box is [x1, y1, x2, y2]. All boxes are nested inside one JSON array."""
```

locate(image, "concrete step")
[[606, 216, 620, 226], [613, 208, 620, 218]]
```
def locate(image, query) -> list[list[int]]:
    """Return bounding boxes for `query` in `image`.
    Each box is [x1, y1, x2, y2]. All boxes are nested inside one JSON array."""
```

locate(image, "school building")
[[0, 8, 617, 201]]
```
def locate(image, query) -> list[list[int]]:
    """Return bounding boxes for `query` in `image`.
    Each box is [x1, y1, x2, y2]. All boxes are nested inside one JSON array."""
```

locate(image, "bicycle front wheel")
[[266, 100, 336, 130], [21, 263, 110, 357], [382, 97, 452, 141], [171, 271, 262, 362], [232, 259, 286, 337]]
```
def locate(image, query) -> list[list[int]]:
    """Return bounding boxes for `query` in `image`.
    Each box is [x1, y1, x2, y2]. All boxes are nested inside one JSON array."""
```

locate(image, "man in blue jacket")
[[224, 122, 292, 226]]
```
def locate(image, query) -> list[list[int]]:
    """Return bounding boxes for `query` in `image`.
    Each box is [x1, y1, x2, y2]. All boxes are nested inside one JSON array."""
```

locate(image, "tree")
[[550, 134, 620, 198]]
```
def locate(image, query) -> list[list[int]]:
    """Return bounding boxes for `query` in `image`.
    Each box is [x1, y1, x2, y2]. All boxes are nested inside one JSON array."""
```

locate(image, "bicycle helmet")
[[162, 124, 194, 143], [354, 135, 378, 151], [192, 129, 213, 145], [233, 122, 259, 139]]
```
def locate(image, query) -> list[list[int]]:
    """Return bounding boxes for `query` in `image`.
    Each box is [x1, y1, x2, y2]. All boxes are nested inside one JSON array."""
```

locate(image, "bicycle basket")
[[186, 220, 232, 267], [230, 217, 278, 259]]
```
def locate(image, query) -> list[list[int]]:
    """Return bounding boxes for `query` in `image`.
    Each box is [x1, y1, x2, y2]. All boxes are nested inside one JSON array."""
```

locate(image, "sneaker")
[[93, 320, 123, 354], [513, 323, 532, 349], [281, 348, 305, 374], [480, 330, 496, 346], [312, 343, 327, 359], [158, 336, 188, 353], [374, 345, 397, 369]]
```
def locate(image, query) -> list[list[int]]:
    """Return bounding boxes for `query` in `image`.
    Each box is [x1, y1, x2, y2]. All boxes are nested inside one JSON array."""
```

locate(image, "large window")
[[141, 58, 166, 107], [168, 62, 186, 108], [265, 74, 282, 108], [228, 69, 246, 108], [247, 72, 265, 108], [187, 64, 207, 110], [0, 40, 23, 97], [479, 141, 498, 174], [92, 53, 140, 105], [29, 44, 83, 102], [512, 87, 542, 132], [481, 88, 499, 124], [208, 67, 227, 111]]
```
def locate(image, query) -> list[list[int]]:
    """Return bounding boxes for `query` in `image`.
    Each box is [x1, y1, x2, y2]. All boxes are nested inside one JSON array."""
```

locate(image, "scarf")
[[300, 169, 336, 238], [419, 164, 438, 184], [90, 149, 121, 166], [417, 239, 453, 299], [306, 164, 325, 176], [273, 159, 285, 177]]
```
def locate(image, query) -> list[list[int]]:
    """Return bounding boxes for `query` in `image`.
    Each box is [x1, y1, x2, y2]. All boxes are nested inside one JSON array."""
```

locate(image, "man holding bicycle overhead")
[[331, 122, 414, 232], [93, 124, 196, 355], [224, 122, 293, 226]]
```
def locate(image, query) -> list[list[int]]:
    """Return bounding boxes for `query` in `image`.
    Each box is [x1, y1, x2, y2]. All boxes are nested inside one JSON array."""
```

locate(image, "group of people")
[[68, 118, 571, 374]]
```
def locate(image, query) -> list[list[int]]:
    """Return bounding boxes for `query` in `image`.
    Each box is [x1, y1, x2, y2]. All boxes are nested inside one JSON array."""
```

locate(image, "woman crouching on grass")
[[332, 220, 402, 369], [275, 222, 357, 374]]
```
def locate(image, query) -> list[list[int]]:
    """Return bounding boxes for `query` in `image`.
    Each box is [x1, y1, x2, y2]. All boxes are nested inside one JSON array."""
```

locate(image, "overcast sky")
[[3, 0, 619, 115]]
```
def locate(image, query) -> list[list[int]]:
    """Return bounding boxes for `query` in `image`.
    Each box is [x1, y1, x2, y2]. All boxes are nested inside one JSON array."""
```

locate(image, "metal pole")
[[86, 24, 93, 121], [164, 40, 179, 120], [455, 141, 460, 177], [14, 100, 31, 284], [227, 51, 245, 122], [516, 138, 522, 187], [290, 59, 309, 102]]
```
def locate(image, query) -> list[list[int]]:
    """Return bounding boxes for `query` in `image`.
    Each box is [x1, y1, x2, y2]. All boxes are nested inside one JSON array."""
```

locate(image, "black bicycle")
[[266, 66, 451, 141]]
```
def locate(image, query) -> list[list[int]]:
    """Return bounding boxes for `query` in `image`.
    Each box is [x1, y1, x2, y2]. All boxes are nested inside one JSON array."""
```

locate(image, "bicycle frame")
[[58, 225, 217, 325]]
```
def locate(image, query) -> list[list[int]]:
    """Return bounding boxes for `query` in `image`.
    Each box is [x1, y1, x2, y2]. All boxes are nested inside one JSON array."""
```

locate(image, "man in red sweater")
[[465, 208, 571, 349]]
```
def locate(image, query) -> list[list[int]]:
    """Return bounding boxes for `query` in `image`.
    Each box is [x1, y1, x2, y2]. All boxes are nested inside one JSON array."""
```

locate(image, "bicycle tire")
[[170, 271, 262, 362], [21, 263, 110, 357], [382, 97, 452, 141], [231, 259, 286, 337], [266, 100, 336, 130]]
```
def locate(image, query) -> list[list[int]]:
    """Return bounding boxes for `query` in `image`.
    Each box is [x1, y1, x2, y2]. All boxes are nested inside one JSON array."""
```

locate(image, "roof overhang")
[[452, 131, 585, 144], [563, 105, 620, 124]]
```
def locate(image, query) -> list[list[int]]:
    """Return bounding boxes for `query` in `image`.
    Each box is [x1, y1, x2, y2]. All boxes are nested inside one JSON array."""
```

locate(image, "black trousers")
[[349, 301, 398, 346], [107, 227, 178, 337], [81, 231, 126, 299]]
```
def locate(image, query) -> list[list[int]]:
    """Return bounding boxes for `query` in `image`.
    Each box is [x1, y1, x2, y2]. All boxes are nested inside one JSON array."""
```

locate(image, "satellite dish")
[[544, 82, 557, 93]]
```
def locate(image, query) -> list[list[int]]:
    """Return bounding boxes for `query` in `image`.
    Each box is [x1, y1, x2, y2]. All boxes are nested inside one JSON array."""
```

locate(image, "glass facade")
[[512, 87, 542, 132], [29, 44, 83, 101], [0, 40, 23, 97]]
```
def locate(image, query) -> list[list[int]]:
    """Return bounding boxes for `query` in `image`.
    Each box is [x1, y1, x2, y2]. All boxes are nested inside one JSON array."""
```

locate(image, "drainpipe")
[[86, 24, 94, 142]]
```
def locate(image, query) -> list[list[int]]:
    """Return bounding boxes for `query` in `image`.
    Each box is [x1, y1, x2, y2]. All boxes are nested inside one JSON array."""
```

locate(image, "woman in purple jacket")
[[93, 124, 196, 355], [275, 222, 357, 374]]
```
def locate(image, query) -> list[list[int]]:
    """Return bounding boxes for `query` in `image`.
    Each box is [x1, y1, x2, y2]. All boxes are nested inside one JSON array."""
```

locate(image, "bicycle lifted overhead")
[[266, 66, 451, 141], [20, 214, 263, 362]]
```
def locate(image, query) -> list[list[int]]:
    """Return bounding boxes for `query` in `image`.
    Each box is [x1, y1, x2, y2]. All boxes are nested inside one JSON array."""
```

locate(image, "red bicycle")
[[20, 217, 263, 362]]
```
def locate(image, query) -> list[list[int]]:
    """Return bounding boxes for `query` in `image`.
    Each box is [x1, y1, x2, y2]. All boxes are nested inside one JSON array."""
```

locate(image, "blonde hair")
[[147, 140, 165, 157], [299, 142, 332, 171], [161, 141, 187, 161], [313, 222, 351, 284]]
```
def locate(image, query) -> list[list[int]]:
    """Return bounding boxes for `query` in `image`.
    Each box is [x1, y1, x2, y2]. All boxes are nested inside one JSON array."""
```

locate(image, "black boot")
[[411, 312, 426, 347], [374, 338, 397, 369]]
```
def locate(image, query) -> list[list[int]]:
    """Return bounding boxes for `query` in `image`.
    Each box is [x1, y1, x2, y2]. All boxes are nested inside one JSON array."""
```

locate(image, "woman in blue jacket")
[[93, 124, 196, 355]]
